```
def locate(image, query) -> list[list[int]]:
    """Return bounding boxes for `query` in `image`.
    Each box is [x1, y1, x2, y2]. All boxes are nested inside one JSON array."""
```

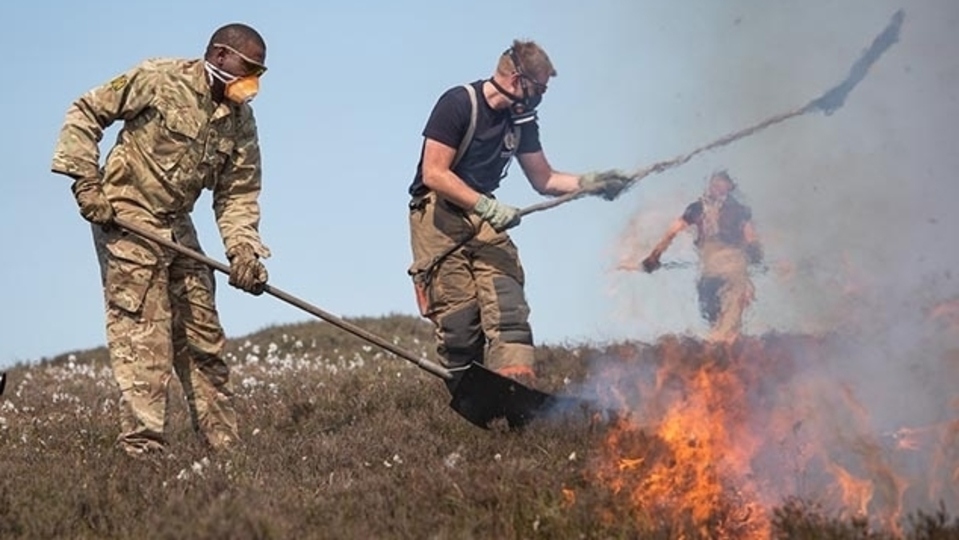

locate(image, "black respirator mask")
[[489, 48, 542, 125]]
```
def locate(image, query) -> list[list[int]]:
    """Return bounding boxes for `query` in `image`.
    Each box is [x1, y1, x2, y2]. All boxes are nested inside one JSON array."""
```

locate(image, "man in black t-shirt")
[[625, 170, 763, 344], [407, 39, 631, 389]]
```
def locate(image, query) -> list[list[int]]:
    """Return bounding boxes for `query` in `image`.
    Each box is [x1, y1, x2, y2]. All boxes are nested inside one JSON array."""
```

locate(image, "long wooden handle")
[[113, 218, 453, 381]]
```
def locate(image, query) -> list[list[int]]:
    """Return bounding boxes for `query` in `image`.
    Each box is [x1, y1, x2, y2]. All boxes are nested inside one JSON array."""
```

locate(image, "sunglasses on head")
[[506, 48, 547, 94], [214, 42, 267, 77], [520, 74, 547, 94]]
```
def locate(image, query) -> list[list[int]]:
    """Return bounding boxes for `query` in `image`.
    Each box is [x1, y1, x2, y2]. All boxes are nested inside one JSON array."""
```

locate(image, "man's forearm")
[[536, 170, 581, 196], [651, 235, 673, 257], [651, 220, 688, 257], [423, 169, 482, 210]]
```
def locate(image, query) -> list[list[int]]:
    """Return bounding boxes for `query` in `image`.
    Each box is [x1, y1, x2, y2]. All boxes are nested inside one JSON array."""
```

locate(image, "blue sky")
[[2, 0, 957, 368]]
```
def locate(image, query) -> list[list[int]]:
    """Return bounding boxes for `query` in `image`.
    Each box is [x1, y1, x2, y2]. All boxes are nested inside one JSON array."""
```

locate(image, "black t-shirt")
[[408, 79, 542, 196], [681, 197, 752, 247]]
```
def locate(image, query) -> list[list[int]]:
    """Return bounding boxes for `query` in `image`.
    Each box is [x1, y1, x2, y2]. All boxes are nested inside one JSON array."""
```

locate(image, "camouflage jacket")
[[51, 57, 270, 258]]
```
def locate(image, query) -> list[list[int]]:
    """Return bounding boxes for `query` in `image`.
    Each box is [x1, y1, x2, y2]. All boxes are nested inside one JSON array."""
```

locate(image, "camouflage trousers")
[[697, 243, 755, 344], [407, 192, 535, 385], [92, 216, 238, 456]]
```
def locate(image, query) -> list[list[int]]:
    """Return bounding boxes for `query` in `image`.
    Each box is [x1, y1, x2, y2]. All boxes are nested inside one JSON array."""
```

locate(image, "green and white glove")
[[472, 194, 521, 232], [578, 169, 633, 201]]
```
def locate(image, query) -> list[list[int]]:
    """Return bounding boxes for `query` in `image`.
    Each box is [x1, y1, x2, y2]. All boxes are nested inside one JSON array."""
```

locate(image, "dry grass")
[[0, 314, 955, 539]]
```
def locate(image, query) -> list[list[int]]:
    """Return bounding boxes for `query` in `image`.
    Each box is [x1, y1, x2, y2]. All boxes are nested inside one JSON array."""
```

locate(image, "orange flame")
[[827, 463, 873, 517], [586, 333, 955, 537], [591, 343, 772, 539]]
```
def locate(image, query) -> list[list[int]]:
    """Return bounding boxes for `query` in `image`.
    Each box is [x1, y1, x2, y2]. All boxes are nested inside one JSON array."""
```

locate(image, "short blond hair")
[[496, 39, 557, 82]]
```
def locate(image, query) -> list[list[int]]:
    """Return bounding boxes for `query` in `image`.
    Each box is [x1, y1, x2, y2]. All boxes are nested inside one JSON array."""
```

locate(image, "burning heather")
[[572, 331, 958, 539], [591, 167, 959, 538]]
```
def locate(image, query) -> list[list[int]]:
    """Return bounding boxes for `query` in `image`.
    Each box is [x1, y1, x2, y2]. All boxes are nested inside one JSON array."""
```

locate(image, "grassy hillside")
[[0, 314, 956, 539]]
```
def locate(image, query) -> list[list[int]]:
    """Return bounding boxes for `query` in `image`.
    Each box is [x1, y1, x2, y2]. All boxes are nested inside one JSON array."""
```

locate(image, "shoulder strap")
[[452, 84, 478, 170], [510, 124, 522, 154]]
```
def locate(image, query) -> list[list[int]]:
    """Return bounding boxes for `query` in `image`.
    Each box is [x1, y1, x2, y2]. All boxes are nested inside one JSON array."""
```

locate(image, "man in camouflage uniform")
[[50, 23, 271, 456], [632, 170, 763, 343], [407, 39, 632, 390]]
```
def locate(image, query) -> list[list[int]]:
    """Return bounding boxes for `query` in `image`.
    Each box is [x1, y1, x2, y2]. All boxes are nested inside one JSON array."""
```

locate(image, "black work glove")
[[642, 253, 662, 273]]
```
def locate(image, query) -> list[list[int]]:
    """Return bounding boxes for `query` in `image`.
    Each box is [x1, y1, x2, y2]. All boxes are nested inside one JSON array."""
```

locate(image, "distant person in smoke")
[[406, 39, 632, 391], [49, 23, 272, 457], [621, 170, 763, 344]]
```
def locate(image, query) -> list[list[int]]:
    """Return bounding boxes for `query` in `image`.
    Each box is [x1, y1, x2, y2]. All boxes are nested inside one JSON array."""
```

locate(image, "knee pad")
[[438, 301, 483, 368], [492, 276, 533, 345]]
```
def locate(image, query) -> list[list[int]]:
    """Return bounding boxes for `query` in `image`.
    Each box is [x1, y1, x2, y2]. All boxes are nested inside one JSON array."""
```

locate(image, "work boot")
[[116, 430, 168, 460], [202, 429, 245, 460], [117, 440, 172, 474]]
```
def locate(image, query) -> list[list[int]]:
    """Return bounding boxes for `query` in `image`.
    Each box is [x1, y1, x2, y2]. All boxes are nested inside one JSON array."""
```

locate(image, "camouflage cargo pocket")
[[105, 255, 156, 315]]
